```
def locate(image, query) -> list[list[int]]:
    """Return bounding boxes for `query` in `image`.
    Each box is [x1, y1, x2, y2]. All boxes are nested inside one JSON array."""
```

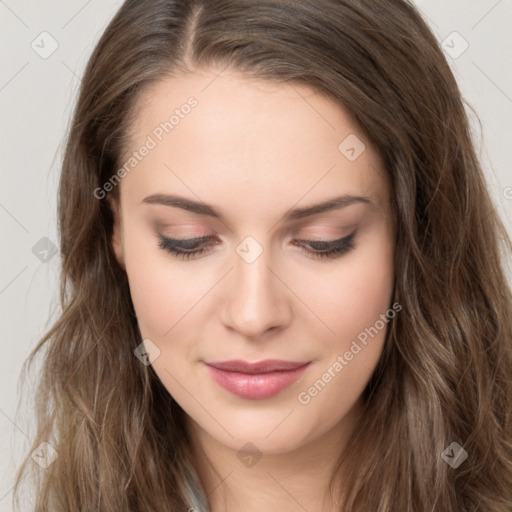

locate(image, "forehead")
[[120, 69, 390, 218], [130, 69, 362, 152]]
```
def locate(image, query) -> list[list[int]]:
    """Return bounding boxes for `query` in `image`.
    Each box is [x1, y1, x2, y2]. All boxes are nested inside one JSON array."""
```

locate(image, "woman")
[[13, 0, 512, 510]]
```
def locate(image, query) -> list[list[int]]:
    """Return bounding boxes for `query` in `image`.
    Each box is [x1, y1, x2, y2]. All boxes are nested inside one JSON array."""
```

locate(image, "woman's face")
[[110, 68, 395, 455]]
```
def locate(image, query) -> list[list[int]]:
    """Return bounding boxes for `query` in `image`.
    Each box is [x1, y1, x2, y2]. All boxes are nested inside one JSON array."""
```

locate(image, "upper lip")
[[205, 359, 310, 374]]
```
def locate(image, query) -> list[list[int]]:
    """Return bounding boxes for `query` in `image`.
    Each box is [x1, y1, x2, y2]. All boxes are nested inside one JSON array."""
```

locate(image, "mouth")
[[204, 359, 311, 400]]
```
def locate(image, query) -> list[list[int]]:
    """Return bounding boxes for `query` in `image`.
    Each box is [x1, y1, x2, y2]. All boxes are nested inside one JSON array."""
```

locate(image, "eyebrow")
[[142, 193, 372, 221]]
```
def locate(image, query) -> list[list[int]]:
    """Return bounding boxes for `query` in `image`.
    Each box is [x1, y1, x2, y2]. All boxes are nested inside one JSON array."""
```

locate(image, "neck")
[[185, 399, 363, 512]]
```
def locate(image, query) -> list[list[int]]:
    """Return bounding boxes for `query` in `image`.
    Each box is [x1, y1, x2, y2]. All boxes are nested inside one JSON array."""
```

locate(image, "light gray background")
[[1, 0, 511, 508]]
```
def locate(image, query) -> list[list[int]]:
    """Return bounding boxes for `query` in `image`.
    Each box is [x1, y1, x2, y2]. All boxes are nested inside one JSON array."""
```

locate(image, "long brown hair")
[[14, 0, 512, 510]]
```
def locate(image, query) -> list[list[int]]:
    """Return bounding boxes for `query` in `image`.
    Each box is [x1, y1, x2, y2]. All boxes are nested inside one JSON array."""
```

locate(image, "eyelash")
[[157, 233, 356, 261]]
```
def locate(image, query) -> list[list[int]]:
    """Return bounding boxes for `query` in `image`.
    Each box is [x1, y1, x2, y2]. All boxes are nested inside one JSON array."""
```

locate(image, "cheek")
[[294, 230, 395, 346], [122, 230, 192, 340], [294, 252, 395, 429]]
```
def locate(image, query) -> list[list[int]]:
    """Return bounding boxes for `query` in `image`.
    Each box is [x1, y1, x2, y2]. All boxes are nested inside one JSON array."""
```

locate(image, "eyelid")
[[294, 231, 355, 245], [159, 233, 351, 247], [163, 235, 213, 248], [158, 230, 357, 262], [296, 222, 357, 238]]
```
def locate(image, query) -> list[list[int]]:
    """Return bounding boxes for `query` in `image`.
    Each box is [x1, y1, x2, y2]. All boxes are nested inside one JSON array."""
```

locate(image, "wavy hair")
[[14, 0, 512, 510]]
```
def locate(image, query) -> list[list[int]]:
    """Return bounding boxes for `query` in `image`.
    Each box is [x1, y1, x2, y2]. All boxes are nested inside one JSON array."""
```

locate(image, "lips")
[[204, 359, 311, 400]]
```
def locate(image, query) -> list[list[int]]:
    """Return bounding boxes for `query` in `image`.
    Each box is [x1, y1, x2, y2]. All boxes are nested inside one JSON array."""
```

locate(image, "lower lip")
[[205, 363, 310, 400]]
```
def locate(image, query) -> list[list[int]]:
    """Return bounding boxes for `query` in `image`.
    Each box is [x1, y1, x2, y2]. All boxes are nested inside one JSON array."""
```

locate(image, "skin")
[[110, 67, 396, 511]]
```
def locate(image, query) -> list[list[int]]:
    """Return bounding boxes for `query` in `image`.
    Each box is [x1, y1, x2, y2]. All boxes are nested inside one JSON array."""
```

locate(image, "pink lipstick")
[[204, 359, 311, 400]]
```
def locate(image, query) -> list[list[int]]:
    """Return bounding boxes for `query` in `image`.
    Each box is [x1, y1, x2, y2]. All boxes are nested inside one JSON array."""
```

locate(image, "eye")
[[158, 235, 216, 260], [158, 232, 356, 260], [293, 232, 356, 260]]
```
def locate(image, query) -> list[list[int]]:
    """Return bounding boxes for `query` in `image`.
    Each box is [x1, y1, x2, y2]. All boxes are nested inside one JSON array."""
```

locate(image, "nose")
[[220, 245, 293, 340]]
